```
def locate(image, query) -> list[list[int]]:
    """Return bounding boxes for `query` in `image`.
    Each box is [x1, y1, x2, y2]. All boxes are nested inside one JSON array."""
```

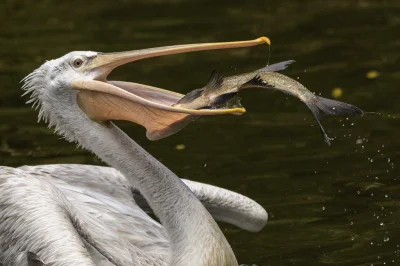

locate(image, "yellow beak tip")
[[258, 36, 271, 46], [234, 108, 246, 115]]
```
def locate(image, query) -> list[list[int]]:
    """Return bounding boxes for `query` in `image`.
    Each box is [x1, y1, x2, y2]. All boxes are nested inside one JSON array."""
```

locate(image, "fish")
[[173, 60, 364, 145], [174, 60, 295, 109]]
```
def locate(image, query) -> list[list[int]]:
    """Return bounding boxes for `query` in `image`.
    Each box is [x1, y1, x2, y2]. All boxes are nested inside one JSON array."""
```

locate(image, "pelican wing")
[[0, 167, 166, 266], [18, 165, 170, 256], [19, 164, 267, 232]]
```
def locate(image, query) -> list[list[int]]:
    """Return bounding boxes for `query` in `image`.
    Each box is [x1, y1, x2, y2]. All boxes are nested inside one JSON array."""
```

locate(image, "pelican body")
[[0, 37, 271, 266]]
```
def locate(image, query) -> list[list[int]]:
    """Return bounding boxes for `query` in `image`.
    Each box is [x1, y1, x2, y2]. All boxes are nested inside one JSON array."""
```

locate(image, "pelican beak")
[[71, 37, 270, 140]]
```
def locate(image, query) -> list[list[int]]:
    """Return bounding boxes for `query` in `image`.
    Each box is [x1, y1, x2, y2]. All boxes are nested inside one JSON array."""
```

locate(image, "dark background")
[[1, 0, 399, 265]]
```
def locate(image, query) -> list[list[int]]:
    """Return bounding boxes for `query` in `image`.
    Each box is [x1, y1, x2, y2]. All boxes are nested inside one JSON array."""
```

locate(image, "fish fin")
[[174, 88, 204, 105], [305, 102, 332, 145], [258, 60, 296, 72], [204, 70, 224, 95], [306, 96, 364, 145], [239, 74, 271, 90], [315, 96, 364, 116], [212, 92, 238, 106]]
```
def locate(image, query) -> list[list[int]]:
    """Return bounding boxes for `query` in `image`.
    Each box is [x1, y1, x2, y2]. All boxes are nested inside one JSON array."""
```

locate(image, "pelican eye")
[[72, 58, 84, 68]]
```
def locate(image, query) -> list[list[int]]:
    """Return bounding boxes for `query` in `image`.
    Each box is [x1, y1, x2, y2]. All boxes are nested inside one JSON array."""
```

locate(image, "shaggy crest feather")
[[21, 64, 50, 123], [21, 60, 82, 144]]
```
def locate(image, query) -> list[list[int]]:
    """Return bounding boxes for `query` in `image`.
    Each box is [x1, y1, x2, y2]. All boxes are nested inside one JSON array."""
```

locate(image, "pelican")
[[0, 37, 270, 266]]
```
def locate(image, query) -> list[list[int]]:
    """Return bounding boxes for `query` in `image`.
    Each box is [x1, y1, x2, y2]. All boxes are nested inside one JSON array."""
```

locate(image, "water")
[[1, 0, 399, 265]]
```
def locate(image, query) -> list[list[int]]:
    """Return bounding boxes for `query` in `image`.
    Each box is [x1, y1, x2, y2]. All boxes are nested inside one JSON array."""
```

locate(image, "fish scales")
[[174, 61, 363, 145]]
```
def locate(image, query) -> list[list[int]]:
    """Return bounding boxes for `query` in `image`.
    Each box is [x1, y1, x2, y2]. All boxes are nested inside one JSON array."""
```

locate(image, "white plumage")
[[1, 38, 270, 265], [0, 164, 266, 265]]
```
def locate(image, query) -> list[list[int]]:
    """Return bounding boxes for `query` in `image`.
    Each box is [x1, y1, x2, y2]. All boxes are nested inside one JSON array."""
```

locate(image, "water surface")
[[1, 1, 399, 265]]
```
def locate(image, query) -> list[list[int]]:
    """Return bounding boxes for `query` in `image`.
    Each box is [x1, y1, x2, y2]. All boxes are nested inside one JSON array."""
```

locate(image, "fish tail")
[[306, 96, 364, 145], [315, 96, 364, 116], [305, 102, 332, 145]]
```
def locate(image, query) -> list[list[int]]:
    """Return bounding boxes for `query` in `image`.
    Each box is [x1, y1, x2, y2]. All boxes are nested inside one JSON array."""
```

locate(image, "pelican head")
[[22, 37, 270, 142]]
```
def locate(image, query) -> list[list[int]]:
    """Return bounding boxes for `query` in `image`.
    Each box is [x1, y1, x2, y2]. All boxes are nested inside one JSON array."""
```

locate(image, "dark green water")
[[1, 0, 399, 265]]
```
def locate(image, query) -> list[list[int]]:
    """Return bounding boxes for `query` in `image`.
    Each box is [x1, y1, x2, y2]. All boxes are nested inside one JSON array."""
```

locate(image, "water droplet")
[[380, 222, 384, 226], [322, 206, 326, 211]]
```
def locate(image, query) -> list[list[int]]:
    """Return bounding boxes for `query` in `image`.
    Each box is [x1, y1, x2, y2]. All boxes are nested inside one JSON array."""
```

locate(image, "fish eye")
[[72, 57, 84, 68]]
